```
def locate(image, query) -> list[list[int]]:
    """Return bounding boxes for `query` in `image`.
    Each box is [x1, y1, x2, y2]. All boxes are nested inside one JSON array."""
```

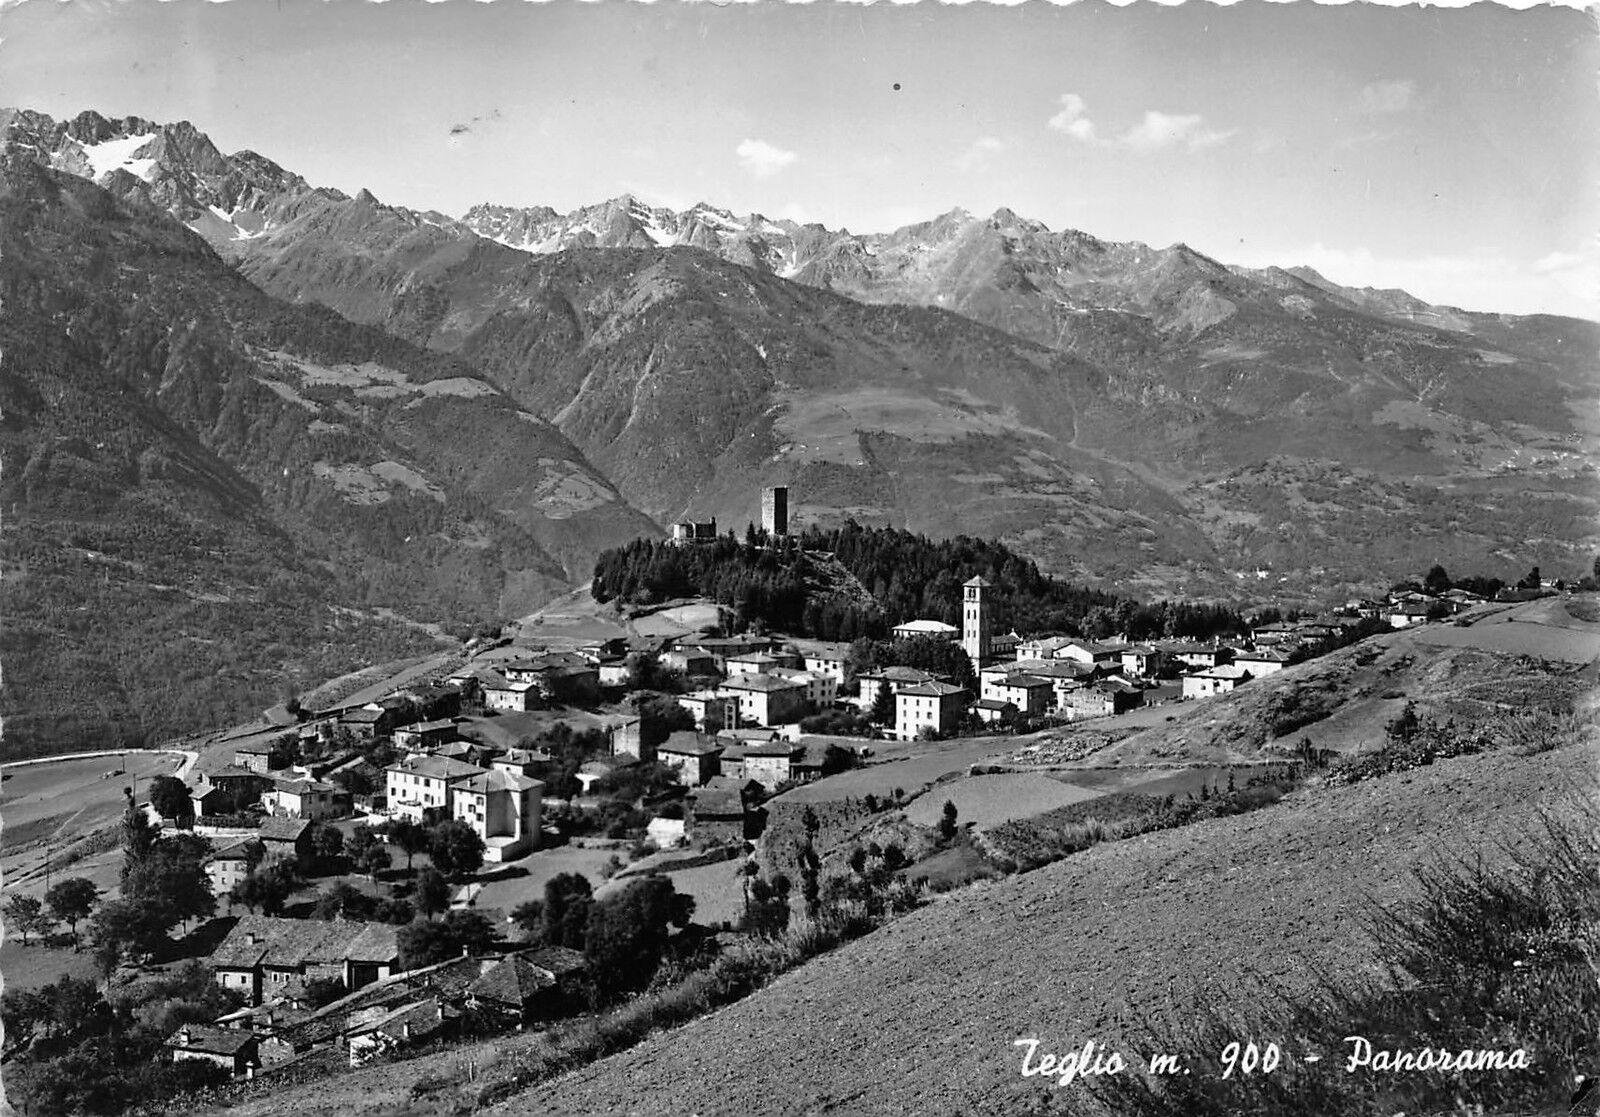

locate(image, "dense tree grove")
[[592, 521, 1250, 642]]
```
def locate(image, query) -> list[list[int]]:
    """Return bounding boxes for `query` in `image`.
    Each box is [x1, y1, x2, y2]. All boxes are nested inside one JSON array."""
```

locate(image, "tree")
[[388, 817, 430, 873], [583, 875, 694, 996], [429, 820, 485, 880], [636, 693, 696, 753], [5, 894, 52, 946], [88, 898, 169, 966], [124, 833, 216, 934], [302, 977, 346, 1009], [1423, 564, 1452, 595], [359, 843, 392, 882], [938, 799, 960, 843], [440, 909, 496, 956], [46, 878, 100, 947], [541, 872, 595, 949], [148, 775, 193, 823], [869, 682, 895, 726], [397, 920, 457, 969], [1518, 565, 1543, 591], [1387, 702, 1421, 748], [415, 867, 451, 920], [343, 823, 379, 863], [231, 860, 298, 916], [741, 873, 791, 938], [119, 790, 160, 885], [397, 910, 496, 968], [312, 883, 372, 921], [313, 823, 346, 864], [797, 806, 822, 919]]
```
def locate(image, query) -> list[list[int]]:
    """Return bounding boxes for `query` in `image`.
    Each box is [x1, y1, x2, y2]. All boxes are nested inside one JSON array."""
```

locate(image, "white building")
[[450, 768, 543, 862], [891, 619, 959, 641]]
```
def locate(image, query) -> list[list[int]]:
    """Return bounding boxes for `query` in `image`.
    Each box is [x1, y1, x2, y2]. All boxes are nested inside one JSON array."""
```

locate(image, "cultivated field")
[[901, 773, 1102, 829], [2, 752, 185, 898]]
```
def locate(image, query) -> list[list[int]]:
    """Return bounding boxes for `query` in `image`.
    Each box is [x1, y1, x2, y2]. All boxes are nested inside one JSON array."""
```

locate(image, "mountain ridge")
[[5, 106, 1597, 604]]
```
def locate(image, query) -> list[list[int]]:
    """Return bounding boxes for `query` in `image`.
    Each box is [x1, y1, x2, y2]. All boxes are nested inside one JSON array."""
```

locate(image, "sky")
[[2, 0, 1596, 318]]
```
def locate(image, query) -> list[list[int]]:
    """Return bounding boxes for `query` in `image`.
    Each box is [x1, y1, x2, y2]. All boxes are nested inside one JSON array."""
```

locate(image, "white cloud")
[[1356, 79, 1417, 115], [1047, 94, 1098, 142], [736, 138, 798, 178], [1122, 110, 1236, 152], [955, 136, 1005, 171], [1048, 94, 1234, 152]]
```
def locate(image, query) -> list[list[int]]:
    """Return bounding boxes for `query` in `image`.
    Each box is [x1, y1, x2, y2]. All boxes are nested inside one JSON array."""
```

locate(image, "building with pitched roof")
[[894, 681, 970, 740], [209, 915, 401, 1006], [451, 767, 543, 862], [677, 690, 737, 734], [256, 817, 314, 863], [261, 778, 344, 822], [385, 753, 488, 823], [166, 1024, 259, 1078], [891, 619, 960, 641], [851, 665, 945, 713], [716, 672, 810, 727], [658, 731, 725, 786]]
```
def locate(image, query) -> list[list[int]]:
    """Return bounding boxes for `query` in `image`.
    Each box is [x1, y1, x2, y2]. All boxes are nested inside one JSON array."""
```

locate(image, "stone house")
[[657, 732, 724, 786], [209, 916, 401, 1007], [1232, 647, 1292, 677], [232, 741, 280, 774], [166, 1025, 259, 1079], [741, 739, 804, 791], [392, 718, 463, 752], [256, 817, 315, 864], [484, 680, 540, 713], [685, 778, 754, 843]]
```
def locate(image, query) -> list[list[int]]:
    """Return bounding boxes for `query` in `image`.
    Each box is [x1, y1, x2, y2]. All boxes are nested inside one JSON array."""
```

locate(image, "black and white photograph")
[[1, 0, 1597, 1114]]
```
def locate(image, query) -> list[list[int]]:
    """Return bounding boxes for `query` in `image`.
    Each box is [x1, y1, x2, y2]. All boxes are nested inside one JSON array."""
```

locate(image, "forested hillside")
[[0, 158, 653, 756], [591, 522, 1251, 642]]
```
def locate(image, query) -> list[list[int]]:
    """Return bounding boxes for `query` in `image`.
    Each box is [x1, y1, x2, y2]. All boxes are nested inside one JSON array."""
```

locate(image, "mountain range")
[[3, 107, 1597, 748]]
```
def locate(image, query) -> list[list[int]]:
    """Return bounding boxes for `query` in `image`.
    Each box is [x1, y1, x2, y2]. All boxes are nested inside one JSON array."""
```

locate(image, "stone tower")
[[761, 486, 789, 537], [962, 575, 993, 665]]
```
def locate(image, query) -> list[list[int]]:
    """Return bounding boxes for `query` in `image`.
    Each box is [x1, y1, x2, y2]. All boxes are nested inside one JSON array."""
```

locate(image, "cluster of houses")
[[167, 913, 590, 1079]]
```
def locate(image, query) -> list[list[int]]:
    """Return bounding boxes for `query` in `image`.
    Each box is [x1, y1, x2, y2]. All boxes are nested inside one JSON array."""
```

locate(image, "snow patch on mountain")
[[81, 133, 159, 181]]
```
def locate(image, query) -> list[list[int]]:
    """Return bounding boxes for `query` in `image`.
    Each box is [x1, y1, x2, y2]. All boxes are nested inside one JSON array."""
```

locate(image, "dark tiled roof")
[[897, 682, 968, 698], [386, 754, 486, 782], [520, 945, 588, 976], [258, 817, 312, 843], [168, 1024, 258, 1056], [467, 955, 554, 1007], [719, 673, 806, 694], [211, 915, 398, 970], [660, 731, 723, 757]]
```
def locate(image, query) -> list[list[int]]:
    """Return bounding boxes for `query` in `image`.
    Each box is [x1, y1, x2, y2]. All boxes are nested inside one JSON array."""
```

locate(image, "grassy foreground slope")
[[498, 737, 1594, 1117], [183, 729, 1596, 1117]]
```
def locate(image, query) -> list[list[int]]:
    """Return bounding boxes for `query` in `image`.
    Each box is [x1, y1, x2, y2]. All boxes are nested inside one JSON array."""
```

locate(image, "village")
[[0, 487, 1518, 1097]]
